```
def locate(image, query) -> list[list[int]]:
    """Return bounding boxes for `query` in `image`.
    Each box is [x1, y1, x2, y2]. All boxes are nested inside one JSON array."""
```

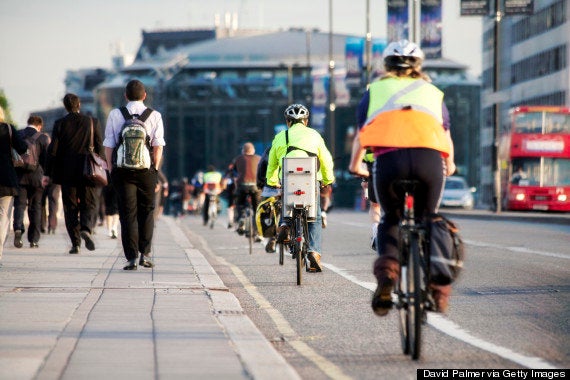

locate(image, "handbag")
[[83, 118, 108, 186]]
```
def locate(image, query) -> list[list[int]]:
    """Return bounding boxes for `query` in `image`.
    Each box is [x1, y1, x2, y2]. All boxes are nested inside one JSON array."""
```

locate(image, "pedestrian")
[[266, 104, 335, 272], [41, 180, 61, 234], [47, 93, 105, 254], [154, 169, 168, 220], [348, 40, 456, 315], [12, 115, 51, 248], [0, 105, 27, 267], [103, 79, 165, 270], [103, 179, 119, 239]]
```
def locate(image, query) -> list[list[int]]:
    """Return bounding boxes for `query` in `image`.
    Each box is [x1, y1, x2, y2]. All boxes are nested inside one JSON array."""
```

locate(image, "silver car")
[[441, 176, 475, 210]]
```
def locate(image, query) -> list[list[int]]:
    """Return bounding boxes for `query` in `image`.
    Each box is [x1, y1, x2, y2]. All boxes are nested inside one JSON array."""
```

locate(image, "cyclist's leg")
[[307, 195, 322, 272], [410, 148, 451, 312], [202, 194, 210, 225], [370, 150, 410, 315]]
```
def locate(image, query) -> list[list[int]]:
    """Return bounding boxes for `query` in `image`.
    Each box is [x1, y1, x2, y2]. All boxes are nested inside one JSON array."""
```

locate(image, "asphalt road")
[[178, 208, 570, 379]]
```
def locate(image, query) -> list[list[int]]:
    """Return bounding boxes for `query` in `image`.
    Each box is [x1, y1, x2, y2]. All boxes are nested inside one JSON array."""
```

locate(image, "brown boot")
[[430, 284, 451, 313], [308, 251, 322, 272], [371, 257, 400, 316]]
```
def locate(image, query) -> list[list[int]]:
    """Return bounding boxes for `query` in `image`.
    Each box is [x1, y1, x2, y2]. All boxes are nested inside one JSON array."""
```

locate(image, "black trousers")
[[112, 168, 157, 261], [372, 148, 445, 262], [13, 184, 44, 244], [41, 183, 61, 231], [235, 184, 260, 220], [61, 184, 99, 247]]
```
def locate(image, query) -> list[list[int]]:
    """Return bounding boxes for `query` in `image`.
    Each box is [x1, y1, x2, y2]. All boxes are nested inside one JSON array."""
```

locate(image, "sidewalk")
[[0, 217, 300, 380]]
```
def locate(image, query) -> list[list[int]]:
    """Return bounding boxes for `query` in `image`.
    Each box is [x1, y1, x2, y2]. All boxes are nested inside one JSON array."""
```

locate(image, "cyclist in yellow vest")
[[266, 104, 335, 272], [361, 150, 383, 251], [202, 165, 224, 226], [349, 40, 456, 316]]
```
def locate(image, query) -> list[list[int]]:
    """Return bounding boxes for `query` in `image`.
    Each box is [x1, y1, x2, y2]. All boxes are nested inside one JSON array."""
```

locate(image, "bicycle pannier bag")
[[428, 214, 465, 285], [115, 107, 153, 169], [256, 196, 279, 238]]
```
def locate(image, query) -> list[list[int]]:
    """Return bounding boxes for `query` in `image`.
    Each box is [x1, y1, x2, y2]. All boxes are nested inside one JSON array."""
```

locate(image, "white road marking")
[[464, 239, 570, 259], [323, 263, 559, 369]]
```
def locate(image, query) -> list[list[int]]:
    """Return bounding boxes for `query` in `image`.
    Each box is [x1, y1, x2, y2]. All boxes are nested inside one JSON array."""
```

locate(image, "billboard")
[[421, 0, 442, 59], [387, 0, 409, 43], [460, 0, 489, 16]]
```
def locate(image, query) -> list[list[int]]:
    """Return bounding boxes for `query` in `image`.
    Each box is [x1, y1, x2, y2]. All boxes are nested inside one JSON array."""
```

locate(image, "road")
[[178, 209, 569, 379]]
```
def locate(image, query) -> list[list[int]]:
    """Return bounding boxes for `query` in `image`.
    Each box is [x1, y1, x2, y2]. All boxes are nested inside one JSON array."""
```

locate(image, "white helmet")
[[383, 40, 424, 68], [284, 104, 309, 121]]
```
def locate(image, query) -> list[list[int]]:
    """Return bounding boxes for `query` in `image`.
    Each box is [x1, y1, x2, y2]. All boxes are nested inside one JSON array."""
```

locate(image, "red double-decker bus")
[[499, 106, 570, 212]]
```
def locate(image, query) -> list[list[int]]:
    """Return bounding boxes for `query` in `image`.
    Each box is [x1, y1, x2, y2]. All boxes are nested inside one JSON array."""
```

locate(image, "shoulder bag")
[[83, 118, 108, 186]]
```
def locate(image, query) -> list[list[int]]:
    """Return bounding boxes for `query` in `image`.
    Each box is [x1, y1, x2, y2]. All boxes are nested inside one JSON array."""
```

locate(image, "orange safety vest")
[[359, 77, 451, 157]]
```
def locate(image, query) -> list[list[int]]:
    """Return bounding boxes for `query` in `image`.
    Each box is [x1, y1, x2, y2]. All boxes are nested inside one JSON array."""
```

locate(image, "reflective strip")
[[364, 80, 440, 126]]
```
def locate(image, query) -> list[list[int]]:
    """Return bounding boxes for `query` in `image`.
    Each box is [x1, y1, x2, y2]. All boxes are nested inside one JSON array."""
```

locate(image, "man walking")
[[103, 79, 165, 270], [13, 116, 50, 248], [47, 94, 104, 254]]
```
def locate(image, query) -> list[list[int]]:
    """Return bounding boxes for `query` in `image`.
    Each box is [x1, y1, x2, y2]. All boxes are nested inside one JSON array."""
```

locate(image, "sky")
[[0, 0, 482, 126]]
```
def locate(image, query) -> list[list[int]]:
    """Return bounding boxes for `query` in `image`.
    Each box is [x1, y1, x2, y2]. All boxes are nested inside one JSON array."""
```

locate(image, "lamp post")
[[365, 0, 372, 87], [492, 0, 503, 212], [328, 0, 336, 158]]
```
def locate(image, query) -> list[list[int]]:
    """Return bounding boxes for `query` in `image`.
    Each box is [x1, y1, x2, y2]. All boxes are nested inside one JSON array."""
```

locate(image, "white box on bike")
[[282, 156, 318, 220]]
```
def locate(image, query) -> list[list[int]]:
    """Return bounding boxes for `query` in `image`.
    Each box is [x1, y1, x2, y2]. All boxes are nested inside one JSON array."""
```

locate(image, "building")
[[480, 0, 569, 207]]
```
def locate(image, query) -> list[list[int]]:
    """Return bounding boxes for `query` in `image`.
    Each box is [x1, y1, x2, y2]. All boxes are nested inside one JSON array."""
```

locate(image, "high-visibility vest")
[[359, 77, 451, 157]]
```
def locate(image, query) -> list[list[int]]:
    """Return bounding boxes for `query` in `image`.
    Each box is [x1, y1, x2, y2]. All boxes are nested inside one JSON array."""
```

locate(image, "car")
[[441, 176, 476, 210]]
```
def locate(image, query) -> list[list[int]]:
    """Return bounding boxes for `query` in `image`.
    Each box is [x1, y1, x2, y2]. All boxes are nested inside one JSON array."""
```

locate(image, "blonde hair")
[[382, 67, 431, 82], [0, 105, 5, 123]]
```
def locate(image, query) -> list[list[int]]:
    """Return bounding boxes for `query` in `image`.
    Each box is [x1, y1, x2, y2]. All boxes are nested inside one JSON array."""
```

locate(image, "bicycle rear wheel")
[[246, 209, 253, 255], [294, 215, 304, 285], [408, 233, 423, 360], [279, 243, 284, 265]]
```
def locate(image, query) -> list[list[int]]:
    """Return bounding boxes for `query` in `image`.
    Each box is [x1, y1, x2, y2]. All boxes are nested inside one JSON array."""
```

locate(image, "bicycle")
[[393, 179, 435, 361], [237, 193, 254, 255], [204, 184, 220, 229], [281, 156, 318, 285]]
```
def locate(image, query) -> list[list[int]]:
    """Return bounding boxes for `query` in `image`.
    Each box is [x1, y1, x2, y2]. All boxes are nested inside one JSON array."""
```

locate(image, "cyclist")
[[232, 142, 262, 241], [266, 104, 335, 272], [362, 149, 383, 251], [348, 40, 456, 315], [202, 165, 224, 226]]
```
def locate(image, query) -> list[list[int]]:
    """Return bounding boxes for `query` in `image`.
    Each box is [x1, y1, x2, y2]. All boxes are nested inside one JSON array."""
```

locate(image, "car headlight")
[[557, 194, 567, 202], [515, 193, 525, 201]]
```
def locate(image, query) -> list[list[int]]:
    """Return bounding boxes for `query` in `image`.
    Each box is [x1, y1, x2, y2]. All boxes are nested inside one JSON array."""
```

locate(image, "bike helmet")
[[284, 104, 310, 121], [383, 40, 424, 69]]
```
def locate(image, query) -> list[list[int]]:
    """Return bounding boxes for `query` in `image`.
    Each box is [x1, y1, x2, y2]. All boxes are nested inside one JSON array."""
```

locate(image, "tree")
[[0, 89, 14, 124]]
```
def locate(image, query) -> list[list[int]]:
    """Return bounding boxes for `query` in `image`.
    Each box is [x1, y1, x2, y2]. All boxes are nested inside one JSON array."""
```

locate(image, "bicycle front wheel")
[[246, 209, 253, 255], [408, 233, 423, 360]]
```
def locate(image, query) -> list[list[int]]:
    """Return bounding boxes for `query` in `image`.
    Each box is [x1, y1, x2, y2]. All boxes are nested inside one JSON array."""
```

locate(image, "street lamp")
[[328, 0, 336, 158]]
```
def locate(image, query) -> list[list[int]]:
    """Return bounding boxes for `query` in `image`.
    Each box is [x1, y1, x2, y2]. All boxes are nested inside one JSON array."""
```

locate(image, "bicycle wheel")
[[397, 265, 410, 355], [278, 242, 284, 265], [294, 214, 303, 285], [408, 233, 423, 360], [246, 208, 253, 255], [209, 196, 217, 229]]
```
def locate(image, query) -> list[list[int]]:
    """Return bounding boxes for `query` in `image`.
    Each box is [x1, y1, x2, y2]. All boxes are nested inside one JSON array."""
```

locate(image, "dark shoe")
[[307, 251, 322, 272], [430, 284, 451, 313], [69, 246, 80, 254], [123, 259, 138, 270], [236, 220, 245, 235], [30, 242, 39, 248], [41, 227, 47, 234], [139, 256, 154, 268], [265, 238, 276, 253], [81, 231, 95, 251], [276, 224, 290, 243], [371, 278, 395, 316], [110, 230, 118, 239], [14, 231, 23, 248]]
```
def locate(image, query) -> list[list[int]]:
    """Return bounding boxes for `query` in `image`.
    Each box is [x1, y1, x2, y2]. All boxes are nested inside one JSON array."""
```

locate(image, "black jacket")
[[0, 123, 27, 196], [15, 126, 51, 188], [47, 112, 105, 186]]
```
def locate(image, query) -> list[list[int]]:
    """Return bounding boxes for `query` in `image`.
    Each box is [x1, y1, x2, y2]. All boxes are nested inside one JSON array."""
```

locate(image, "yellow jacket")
[[266, 122, 335, 187]]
